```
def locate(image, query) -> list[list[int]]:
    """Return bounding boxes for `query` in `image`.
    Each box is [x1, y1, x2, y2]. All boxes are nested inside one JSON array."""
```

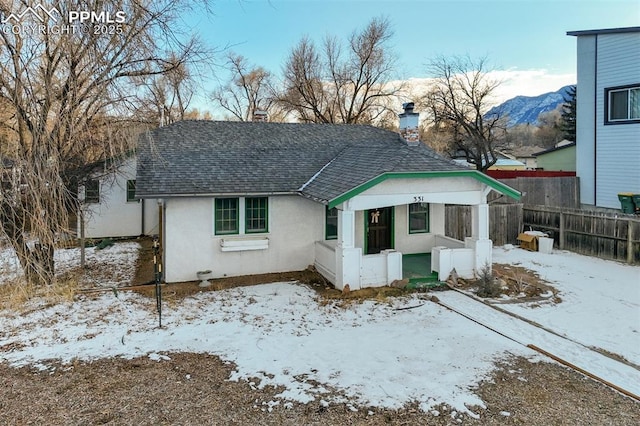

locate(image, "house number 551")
[[413, 196, 424, 202]]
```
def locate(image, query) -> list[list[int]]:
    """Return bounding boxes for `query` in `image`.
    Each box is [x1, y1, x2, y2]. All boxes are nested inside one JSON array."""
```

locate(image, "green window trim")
[[325, 206, 338, 240], [245, 197, 268, 234], [126, 180, 137, 202], [408, 203, 430, 234], [215, 198, 239, 235], [85, 179, 100, 204]]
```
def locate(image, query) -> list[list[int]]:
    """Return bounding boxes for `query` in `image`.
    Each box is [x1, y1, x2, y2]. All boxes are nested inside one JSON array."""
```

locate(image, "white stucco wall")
[[346, 177, 485, 210], [163, 195, 325, 283], [80, 157, 159, 238], [345, 177, 483, 254]]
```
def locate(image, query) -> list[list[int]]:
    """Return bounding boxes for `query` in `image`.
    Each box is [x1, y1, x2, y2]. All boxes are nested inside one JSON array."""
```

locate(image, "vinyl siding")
[[575, 35, 597, 205], [536, 146, 576, 171], [574, 31, 640, 209], [596, 33, 640, 208]]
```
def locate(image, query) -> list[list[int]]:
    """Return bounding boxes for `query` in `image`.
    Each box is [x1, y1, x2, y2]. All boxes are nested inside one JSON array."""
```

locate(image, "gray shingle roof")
[[136, 120, 465, 203]]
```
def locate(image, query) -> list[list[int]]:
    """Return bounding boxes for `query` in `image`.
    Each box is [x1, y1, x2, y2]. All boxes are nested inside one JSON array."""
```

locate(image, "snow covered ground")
[[492, 245, 640, 366], [0, 242, 638, 415], [0, 240, 139, 287]]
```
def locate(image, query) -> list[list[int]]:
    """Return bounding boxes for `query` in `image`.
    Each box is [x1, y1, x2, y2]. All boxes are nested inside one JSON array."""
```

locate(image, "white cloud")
[[490, 69, 575, 102], [396, 69, 576, 107]]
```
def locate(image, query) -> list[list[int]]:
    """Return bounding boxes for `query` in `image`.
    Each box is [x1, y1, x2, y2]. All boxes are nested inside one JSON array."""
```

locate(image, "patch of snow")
[[1, 242, 638, 417], [493, 247, 640, 366]]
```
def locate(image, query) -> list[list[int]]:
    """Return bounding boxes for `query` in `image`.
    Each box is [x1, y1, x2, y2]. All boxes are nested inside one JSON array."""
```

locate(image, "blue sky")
[[185, 0, 639, 113]]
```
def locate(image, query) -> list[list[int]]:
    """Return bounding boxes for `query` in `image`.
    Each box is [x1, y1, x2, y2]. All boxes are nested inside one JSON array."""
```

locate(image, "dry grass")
[[449, 263, 561, 303], [0, 273, 80, 311], [1, 352, 638, 426], [1, 244, 639, 424]]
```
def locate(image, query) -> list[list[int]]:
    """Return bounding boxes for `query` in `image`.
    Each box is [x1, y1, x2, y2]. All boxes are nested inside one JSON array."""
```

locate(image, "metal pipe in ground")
[[429, 295, 640, 403], [527, 344, 640, 403]]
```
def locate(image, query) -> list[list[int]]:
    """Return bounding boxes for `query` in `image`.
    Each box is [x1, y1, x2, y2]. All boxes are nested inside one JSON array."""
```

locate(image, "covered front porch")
[[314, 231, 484, 290], [313, 171, 519, 291]]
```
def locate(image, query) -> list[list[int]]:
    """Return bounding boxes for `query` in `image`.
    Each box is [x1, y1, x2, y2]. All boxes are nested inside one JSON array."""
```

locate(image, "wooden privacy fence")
[[446, 203, 640, 265], [522, 206, 640, 264], [445, 204, 523, 246], [488, 177, 580, 208]]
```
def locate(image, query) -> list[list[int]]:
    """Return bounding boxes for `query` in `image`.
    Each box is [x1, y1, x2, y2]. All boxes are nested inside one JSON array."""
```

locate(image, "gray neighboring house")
[[567, 26, 640, 209], [136, 106, 520, 288]]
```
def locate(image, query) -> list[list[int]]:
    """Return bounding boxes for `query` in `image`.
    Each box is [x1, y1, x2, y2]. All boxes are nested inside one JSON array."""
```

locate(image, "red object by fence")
[[486, 170, 576, 179]]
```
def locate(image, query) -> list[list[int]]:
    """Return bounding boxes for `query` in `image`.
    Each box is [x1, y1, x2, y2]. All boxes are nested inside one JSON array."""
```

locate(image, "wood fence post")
[[628, 219, 633, 264], [559, 211, 565, 250]]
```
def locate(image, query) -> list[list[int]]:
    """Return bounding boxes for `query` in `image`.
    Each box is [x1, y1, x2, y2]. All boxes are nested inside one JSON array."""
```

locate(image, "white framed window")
[[606, 85, 640, 123], [84, 179, 100, 203]]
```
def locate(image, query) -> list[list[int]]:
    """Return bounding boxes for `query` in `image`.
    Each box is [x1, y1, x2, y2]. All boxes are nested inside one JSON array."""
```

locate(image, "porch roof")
[[326, 171, 522, 208]]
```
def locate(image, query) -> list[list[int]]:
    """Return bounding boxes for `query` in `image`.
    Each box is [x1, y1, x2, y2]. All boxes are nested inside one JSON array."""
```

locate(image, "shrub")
[[476, 263, 502, 298]]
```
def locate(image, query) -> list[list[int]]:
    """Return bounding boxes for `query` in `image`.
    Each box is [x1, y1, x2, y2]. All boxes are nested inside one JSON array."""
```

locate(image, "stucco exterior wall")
[[81, 158, 158, 238], [163, 195, 324, 283], [350, 203, 445, 255]]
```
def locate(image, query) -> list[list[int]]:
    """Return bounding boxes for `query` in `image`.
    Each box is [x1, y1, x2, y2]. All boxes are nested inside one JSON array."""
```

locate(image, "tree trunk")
[[1, 204, 55, 286]]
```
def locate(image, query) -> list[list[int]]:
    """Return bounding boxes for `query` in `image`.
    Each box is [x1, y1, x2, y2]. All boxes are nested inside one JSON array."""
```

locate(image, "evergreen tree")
[[560, 85, 577, 142]]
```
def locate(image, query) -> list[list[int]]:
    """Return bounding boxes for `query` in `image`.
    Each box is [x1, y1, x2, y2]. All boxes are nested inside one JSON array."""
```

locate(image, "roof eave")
[[327, 170, 521, 209]]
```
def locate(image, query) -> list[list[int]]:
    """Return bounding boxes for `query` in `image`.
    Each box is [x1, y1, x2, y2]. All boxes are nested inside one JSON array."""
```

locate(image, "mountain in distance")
[[487, 85, 575, 127]]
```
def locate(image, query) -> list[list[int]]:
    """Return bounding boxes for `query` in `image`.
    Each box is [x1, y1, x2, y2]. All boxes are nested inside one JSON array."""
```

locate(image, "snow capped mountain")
[[487, 85, 575, 127]]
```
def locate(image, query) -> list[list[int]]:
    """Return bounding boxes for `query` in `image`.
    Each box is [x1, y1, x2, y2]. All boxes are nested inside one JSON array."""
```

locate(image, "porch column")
[[338, 210, 356, 248], [335, 209, 362, 290], [468, 203, 492, 274], [471, 203, 490, 240]]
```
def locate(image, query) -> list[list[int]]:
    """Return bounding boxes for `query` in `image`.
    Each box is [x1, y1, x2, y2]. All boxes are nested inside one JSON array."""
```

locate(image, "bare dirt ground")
[[1, 239, 639, 425]]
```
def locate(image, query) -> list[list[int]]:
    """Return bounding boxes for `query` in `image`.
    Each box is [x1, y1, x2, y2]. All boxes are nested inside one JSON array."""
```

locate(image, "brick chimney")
[[398, 102, 419, 145], [252, 110, 268, 122]]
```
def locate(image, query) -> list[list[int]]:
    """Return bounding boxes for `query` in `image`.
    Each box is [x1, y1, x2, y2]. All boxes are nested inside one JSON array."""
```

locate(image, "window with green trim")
[[84, 179, 100, 203], [126, 180, 136, 202], [408, 203, 429, 234], [215, 198, 239, 235], [245, 197, 268, 233], [326, 207, 338, 240]]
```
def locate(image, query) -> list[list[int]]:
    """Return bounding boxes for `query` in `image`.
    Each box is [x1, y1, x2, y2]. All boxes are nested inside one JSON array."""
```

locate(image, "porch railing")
[[314, 240, 337, 284]]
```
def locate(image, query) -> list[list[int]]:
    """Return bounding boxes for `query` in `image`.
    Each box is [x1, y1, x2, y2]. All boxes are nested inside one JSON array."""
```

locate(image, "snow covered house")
[[135, 105, 520, 288], [567, 27, 640, 209], [78, 156, 159, 239]]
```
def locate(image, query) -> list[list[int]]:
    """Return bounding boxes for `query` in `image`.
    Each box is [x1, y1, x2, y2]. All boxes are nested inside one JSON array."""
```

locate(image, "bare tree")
[[210, 52, 279, 121], [137, 59, 196, 126], [0, 0, 211, 285], [536, 108, 565, 147], [278, 17, 402, 124], [423, 56, 507, 171]]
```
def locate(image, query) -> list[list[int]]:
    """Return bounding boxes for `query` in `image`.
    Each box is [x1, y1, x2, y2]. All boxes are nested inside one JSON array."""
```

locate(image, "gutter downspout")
[[593, 34, 598, 206], [141, 198, 145, 236]]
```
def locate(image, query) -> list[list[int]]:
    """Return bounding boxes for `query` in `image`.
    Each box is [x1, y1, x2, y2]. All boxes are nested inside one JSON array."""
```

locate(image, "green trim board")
[[245, 196, 269, 234], [328, 170, 521, 209], [364, 206, 395, 254]]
